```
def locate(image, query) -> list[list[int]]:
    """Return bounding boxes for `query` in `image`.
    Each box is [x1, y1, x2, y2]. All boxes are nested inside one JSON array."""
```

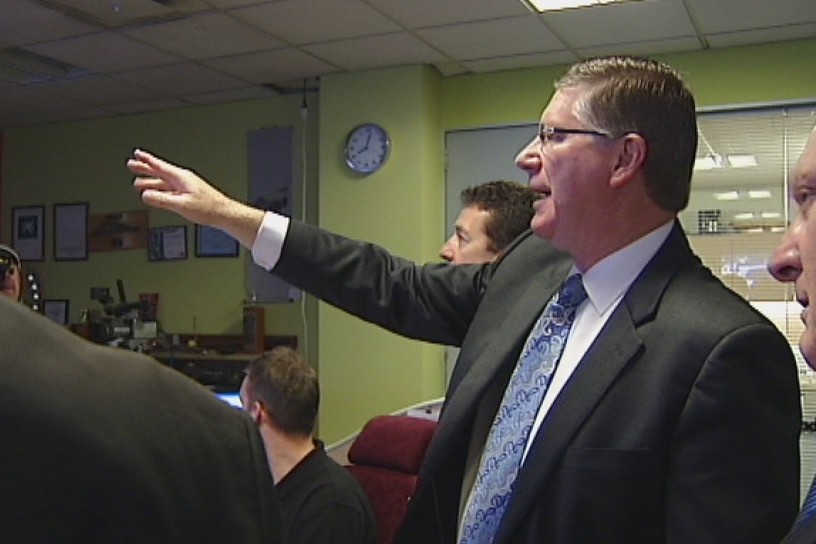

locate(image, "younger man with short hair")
[[240, 347, 376, 544]]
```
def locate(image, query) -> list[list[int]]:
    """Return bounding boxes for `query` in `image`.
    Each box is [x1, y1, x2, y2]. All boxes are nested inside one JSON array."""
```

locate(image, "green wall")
[[316, 65, 446, 441], [3, 38, 815, 442], [1, 94, 320, 362]]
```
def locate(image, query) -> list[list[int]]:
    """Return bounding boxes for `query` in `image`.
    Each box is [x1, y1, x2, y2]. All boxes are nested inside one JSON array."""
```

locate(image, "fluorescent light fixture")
[[733, 213, 754, 220], [748, 190, 771, 199], [694, 154, 724, 171], [761, 212, 781, 219], [726, 154, 757, 168], [714, 191, 740, 201], [525, 0, 617, 12]]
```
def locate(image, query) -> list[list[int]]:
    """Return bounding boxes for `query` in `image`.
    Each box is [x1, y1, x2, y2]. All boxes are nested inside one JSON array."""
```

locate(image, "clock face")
[[345, 123, 391, 173]]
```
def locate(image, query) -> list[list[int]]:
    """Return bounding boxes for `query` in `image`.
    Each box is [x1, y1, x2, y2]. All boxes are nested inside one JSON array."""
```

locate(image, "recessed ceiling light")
[[734, 213, 754, 220], [748, 190, 772, 199], [694, 154, 724, 171], [761, 212, 781, 219], [525, 0, 619, 12], [714, 191, 740, 201], [727, 155, 758, 168]]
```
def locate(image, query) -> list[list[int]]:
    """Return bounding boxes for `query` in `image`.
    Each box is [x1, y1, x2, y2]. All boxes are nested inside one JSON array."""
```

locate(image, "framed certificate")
[[148, 225, 188, 262], [43, 299, 69, 325], [196, 225, 239, 257], [54, 202, 88, 261], [12, 205, 45, 261]]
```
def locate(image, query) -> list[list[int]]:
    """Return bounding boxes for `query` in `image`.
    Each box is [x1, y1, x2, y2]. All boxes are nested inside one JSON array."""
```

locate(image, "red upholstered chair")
[[346, 414, 438, 544]]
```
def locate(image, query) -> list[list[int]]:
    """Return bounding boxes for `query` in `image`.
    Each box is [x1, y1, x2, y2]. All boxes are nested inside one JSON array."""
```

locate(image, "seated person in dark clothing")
[[240, 346, 377, 544]]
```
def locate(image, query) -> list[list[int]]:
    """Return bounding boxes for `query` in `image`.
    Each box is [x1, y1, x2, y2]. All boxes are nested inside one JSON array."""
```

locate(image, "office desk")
[[150, 351, 255, 393]]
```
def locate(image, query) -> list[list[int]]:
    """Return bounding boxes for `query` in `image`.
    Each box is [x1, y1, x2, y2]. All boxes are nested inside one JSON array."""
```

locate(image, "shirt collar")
[[578, 220, 674, 315]]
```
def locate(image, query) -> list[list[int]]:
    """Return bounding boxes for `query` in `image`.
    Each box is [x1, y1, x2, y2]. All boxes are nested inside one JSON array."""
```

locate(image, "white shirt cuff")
[[251, 212, 289, 271]]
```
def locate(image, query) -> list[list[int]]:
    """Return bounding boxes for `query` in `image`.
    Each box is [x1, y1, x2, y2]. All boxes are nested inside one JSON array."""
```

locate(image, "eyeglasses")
[[538, 123, 612, 145]]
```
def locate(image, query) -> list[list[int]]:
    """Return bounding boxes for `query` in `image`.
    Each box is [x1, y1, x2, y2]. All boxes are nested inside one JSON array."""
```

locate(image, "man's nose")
[[515, 138, 540, 175], [439, 239, 454, 262], [768, 229, 801, 283]]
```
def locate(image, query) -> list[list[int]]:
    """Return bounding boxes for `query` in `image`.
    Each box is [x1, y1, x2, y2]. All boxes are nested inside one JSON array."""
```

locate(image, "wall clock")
[[344, 123, 391, 174]]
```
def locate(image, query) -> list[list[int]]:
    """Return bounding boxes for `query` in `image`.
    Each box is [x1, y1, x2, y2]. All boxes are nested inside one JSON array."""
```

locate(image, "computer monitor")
[[215, 391, 242, 408]]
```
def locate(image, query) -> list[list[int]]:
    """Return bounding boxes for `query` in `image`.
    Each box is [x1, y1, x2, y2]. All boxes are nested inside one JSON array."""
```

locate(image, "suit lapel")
[[495, 223, 698, 543], [781, 518, 816, 544], [425, 264, 568, 468], [495, 305, 644, 542]]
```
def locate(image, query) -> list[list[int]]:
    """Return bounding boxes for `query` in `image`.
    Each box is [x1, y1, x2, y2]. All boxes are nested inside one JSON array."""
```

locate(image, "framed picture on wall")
[[11, 205, 45, 261], [43, 299, 69, 325], [196, 224, 239, 257], [54, 202, 89, 261], [148, 225, 188, 262]]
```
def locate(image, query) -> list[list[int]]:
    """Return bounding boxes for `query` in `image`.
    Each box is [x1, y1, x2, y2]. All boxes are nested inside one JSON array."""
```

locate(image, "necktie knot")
[[556, 274, 587, 309]]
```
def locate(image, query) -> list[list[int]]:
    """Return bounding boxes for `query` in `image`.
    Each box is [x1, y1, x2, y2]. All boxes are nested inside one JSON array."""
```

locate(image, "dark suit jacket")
[[0, 296, 281, 543], [274, 219, 801, 544], [783, 518, 816, 544]]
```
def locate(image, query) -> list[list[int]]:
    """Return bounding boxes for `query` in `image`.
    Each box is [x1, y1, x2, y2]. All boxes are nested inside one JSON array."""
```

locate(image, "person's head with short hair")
[[516, 55, 698, 271], [769, 124, 816, 367], [0, 244, 22, 302], [240, 346, 318, 438], [439, 180, 538, 264]]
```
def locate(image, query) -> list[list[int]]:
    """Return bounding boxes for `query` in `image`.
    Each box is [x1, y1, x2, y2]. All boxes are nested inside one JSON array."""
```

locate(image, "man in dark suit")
[[770, 124, 816, 544], [128, 55, 801, 543], [0, 294, 282, 543]]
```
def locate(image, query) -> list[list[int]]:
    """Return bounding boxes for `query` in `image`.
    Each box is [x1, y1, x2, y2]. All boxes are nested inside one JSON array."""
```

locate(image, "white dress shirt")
[[521, 220, 673, 461]]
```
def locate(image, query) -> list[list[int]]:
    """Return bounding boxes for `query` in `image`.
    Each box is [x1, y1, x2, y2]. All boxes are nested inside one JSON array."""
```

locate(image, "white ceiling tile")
[[462, 50, 578, 73], [364, 0, 531, 28], [1, 0, 814, 129], [0, 85, 84, 115], [27, 32, 182, 72], [32, 75, 163, 105], [432, 61, 468, 76], [685, 0, 816, 34], [303, 33, 448, 71], [230, 0, 401, 44], [0, 0, 99, 45], [540, 0, 697, 48], [183, 85, 276, 105], [121, 12, 286, 60], [576, 36, 703, 58], [204, 48, 339, 83], [706, 24, 816, 50], [105, 97, 191, 115], [116, 63, 249, 94], [203, 0, 272, 7], [40, 105, 114, 123], [45, 0, 209, 27], [416, 16, 563, 60]]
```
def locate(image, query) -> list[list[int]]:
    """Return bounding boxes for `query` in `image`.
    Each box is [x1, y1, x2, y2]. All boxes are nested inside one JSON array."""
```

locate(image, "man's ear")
[[249, 401, 265, 425], [610, 133, 647, 188]]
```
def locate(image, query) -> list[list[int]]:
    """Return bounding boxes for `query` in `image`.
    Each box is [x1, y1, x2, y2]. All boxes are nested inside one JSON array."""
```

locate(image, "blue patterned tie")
[[795, 474, 816, 528], [459, 274, 587, 544]]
